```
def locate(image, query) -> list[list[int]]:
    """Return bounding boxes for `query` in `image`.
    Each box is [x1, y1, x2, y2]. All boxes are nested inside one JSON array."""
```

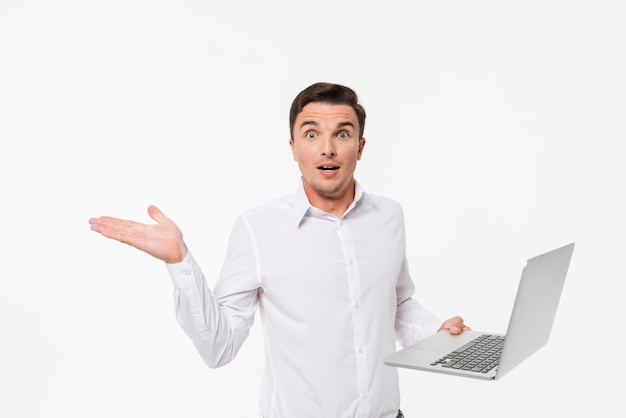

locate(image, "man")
[[89, 82, 469, 418]]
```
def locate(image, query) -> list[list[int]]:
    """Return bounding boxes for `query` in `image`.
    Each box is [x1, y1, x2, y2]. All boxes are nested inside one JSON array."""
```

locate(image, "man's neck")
[[303, 180, 355, 218]]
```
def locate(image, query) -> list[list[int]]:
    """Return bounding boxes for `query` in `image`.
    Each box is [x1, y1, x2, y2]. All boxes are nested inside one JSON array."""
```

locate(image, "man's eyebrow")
[[299, 121, 318, 129], [298, 120, 356, 130]]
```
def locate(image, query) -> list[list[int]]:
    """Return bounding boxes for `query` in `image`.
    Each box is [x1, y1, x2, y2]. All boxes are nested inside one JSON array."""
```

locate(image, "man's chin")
[[309, 179, 353, 199]]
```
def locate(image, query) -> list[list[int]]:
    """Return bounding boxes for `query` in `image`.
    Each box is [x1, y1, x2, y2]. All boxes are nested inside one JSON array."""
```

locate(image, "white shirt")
[[166, 180, 442, 418]]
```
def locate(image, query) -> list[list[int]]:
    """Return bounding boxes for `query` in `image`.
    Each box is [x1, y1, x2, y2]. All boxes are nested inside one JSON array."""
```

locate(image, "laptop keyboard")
[[431, 334, 505, 374]]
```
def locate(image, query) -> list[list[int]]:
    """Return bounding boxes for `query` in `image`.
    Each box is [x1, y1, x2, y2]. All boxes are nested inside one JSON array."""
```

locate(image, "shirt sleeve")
[[166, 217, 260, 368], [394, 255, 442, 347]]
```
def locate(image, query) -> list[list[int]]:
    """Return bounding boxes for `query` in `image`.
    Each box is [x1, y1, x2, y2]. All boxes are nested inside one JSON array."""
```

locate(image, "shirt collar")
[[293, 178, 368, 227]]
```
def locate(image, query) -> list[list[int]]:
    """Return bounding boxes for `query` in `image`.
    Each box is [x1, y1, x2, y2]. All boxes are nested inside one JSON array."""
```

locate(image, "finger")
[[443, 316, 464, 328], [89, 216, 141, 234], [89, 216, 147, 244], [449, 326, 463, 335], [89, 216, 114, 233], [451, 325, 471, 334], [147, 205, 168, 224], [90, 220, 132, 242]]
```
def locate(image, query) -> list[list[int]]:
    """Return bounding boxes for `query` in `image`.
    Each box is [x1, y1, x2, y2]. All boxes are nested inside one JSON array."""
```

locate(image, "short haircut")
[[289, 82, 366, 140]]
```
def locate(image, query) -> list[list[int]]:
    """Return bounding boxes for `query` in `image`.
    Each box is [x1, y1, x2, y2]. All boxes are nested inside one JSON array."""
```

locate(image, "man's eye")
[[306, 132, 316, 139], [338, 131, 349, 139]]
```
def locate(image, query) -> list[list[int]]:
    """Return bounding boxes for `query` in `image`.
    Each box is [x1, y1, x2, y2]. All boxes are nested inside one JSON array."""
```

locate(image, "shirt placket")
[[337, 219, 370, 417]]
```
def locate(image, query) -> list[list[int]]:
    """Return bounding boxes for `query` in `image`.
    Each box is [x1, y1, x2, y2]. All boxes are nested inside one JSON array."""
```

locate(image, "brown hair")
[[289, 82, 366, 140]]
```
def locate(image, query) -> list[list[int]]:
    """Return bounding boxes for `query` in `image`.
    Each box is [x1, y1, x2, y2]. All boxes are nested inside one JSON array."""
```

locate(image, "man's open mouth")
[[318, 166, 339, 171]]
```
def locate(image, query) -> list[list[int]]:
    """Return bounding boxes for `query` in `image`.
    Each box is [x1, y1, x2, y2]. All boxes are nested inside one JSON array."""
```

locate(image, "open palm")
[[89, 205, 188, 264]]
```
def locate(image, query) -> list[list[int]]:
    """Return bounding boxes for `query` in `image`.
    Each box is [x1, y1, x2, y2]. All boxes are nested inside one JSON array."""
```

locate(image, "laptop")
[[384, 242, 575, 380]]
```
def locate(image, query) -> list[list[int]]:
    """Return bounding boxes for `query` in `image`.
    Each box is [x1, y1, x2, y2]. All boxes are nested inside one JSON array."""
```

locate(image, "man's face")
[[290, 102, 366, 204]]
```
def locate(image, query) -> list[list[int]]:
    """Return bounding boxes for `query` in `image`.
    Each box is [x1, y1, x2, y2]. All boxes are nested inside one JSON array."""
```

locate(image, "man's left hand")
[[438, 316, 471, 335]]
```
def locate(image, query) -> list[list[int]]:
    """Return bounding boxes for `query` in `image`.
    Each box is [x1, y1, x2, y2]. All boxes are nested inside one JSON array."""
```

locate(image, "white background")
[[1, 1, 624, 417]]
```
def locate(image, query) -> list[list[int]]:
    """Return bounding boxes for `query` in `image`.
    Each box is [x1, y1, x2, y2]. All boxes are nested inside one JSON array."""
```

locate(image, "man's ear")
[[357, 137, 366, 160], [289, 138, 297, 161]]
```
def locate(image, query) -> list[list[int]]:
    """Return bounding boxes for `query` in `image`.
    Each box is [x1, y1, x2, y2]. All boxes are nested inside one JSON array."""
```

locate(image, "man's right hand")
[[89, 205, 188, 264]]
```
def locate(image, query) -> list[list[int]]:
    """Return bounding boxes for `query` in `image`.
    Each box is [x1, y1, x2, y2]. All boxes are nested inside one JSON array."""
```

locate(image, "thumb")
[[147, 205, 168, 224]]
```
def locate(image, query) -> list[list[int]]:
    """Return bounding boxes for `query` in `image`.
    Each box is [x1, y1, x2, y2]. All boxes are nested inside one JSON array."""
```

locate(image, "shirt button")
[[362, 392, 369, 399], [359, 346, 365, 353], [183, 270, 192, 276], [353, 302, 360, 309]]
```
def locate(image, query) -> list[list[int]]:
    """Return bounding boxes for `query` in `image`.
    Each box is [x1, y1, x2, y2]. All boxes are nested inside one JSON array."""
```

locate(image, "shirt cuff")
[[166, 251, 197, 289]]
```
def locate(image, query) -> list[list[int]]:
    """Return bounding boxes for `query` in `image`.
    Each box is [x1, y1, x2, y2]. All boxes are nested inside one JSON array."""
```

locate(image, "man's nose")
[[320, 136, 336, 156]]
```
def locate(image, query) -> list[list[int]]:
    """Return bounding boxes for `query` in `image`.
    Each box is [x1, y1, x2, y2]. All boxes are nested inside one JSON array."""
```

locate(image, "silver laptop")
[[384, 243, 575, 380]]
